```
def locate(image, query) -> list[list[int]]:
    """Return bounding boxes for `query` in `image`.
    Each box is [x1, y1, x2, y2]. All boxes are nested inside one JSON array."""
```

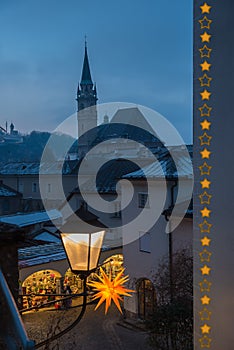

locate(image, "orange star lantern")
[[87, 267, 134, 314]]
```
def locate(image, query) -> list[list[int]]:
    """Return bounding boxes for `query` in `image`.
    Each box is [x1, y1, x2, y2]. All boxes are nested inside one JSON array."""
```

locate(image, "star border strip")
[[198, 2, 213, 348]]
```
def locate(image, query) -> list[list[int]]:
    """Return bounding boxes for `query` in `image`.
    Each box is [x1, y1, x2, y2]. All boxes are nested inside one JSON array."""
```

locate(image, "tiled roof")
[[124, 145, 193, 180], [92, 108, 163, 147], [0, 160, 78, 175], [71, 159, 144, 194], [0, 182, 21, 197], [0, 209, 62, 228], [18, 242, 66, 268]]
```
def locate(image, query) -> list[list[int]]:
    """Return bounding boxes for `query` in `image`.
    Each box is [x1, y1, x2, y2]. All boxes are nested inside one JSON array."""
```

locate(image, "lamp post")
[[35, 229, 105, 349]]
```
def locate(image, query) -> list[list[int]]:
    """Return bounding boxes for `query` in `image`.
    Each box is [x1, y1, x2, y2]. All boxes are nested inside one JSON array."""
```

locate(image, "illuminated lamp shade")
[[61, 231, 105, 274], [60, 205, 107, 274]]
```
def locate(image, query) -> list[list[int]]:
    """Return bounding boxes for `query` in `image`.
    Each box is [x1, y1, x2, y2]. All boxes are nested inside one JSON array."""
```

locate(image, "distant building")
[[0, 122, 23, 144], [0, 160, 79, 211]]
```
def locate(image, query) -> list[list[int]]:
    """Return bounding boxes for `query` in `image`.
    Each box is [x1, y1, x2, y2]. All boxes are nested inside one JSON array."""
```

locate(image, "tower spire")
[[80, 38, 93, 86], [76, 41, 98, 147]]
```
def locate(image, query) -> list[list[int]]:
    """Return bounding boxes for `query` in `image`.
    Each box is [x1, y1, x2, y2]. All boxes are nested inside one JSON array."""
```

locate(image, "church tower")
[[77, 42, 98, 143]]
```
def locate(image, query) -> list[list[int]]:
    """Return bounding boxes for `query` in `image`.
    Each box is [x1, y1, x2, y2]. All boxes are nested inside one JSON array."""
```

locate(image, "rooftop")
[[124, 145, 193, 180], [0, 209, 62, 228]]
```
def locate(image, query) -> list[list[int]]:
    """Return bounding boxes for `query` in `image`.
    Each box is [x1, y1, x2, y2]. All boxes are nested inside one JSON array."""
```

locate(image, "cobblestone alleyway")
[[22, 304, 152, 350]]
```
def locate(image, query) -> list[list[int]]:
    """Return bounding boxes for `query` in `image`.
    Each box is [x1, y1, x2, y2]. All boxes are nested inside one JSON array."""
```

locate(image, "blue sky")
[[0, 0, 193, 143]]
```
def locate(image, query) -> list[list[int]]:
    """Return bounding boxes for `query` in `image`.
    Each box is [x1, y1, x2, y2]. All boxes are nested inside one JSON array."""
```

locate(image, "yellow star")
[[201, 295, 211, 305], [200, 3, 212, 14], [199, 249, 212, 262], [199, 162, 212, 175], [199, 220, 212, 233], [200, 32, 211, 42], [199, 45, 212, 58], [201, 265, 211, 275], [199, 191, 212, 204], [199, 279, 212, 292], [87, 267, 134, 314], [200, 148, 211, 159], [201, 324, 211, 334], [201, 207, 211, 217], [200, 89, 211, 100], [201, 236, 211, 246], [200, 60, 211, 71], [199, 16, 212, 30], [199, 307, 212, 321], [199, 133, 212, 145], [200, 119, 211, 130], [199, 335, 212, 348], [199, 74, 212, 87], [199, 104, 212, 117], [200, 178, 211, 189]]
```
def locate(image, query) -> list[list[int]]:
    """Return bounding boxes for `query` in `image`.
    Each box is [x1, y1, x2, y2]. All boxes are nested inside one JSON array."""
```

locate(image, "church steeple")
[[80, 43, 93, 86], [76, 41, 98, 152], [77, 41, 97, 113]]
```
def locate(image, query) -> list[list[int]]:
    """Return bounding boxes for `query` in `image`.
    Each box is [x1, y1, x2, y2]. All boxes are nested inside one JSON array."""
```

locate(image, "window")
[[18, 182, 24, 193], [32, 183, 37, 193], [139, 232, 151, 253], [138, 193, 149, 208], [2, 199, 10, 214], [79, 200, 87, 211], [48, 184, 51, 193], [112, 201, 121, 218]]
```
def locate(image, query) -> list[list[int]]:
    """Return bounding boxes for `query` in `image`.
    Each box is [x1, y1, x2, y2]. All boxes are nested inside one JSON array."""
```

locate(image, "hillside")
[[0, 131, 76, 163]]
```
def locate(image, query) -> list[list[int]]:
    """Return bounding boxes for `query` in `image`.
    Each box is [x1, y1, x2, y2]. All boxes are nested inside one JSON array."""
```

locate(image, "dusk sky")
[[0, 0, 193, 143]]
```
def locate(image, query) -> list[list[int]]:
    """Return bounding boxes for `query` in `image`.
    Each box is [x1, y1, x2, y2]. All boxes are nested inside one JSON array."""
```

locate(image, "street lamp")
[[35, 228, 105, 349], [61, 231, 105, 274]]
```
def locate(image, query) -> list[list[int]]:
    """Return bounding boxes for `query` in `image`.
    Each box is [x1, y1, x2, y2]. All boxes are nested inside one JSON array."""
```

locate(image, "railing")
[[0, 269, 35, 350]]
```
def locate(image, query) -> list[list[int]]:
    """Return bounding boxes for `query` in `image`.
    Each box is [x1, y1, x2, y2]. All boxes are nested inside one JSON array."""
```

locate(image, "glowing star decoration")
[[87, 268, 134, 314]]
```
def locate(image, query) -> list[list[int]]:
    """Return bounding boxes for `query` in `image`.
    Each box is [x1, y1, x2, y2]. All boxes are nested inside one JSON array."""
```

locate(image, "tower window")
[[32, 183, 37, 193], [138, 193, 149, 208], [2, 199, 10, 214]]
